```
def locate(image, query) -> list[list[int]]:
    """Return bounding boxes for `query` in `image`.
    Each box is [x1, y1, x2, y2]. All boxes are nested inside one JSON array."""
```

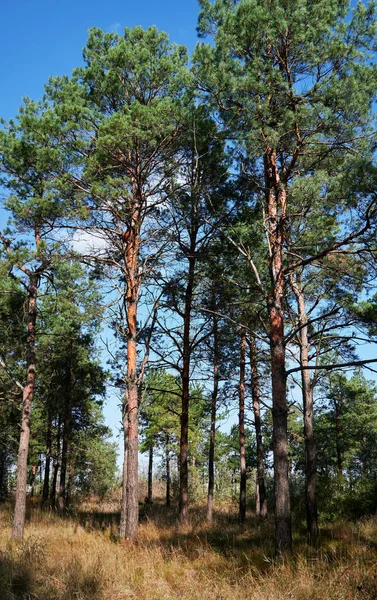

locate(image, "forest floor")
[[1, 499, 377, 599]]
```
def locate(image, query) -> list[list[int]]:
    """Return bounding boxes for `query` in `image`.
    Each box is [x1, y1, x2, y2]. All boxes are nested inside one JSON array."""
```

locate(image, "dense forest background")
[[2, 1, 377, 598]]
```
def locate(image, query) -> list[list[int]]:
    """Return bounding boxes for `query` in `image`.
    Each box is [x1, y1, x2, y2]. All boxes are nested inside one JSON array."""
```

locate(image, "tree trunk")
[[42, 412, 52, 506], [335, 395, 343, 478], [66, 446, 74, 508], [12, 273, 38, 539], [249, 336, 267, 519], [120, 403, 128, 538], [147, 445, 153, 503], [122, 219, 141, 540], [30, 465, 37, 498], [58, 388, 72, 512], [265, 149, 292, 555], [179, 245, 196, 525], [289, 273, 318, 542], [50, 417, 61, 509], [207, 316, 219, 522], [239, 326, 247, 524], [165, 434, 171, 508]]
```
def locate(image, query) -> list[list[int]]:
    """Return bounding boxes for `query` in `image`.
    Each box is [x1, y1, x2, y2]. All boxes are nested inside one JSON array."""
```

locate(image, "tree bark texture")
[[289, 273, 318, 542], [207, 316, 219, 522], [249, 336, 267, 519], [179, 244, 196, 525], [120, 403, 129, 538], [239, 326, 247, 524], [122, 218, 141, 540], [264, 149, 292, 555], [12, 274, 38, 539]]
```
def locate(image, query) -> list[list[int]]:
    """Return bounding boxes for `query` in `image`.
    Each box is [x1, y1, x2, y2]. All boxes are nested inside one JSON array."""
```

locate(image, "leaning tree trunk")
[[207, 315, 219, 522], [239, 326, 247, 524], [42, 411, 52, 506], [12, 273, 38, 539], [264, 149, 292, 556], [289, 273, 318, 542], [249, 336, 267, 519], [179, 241, 196, 525]]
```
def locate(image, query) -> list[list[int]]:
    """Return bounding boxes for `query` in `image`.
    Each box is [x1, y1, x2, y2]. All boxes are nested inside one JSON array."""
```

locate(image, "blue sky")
[[0, 0, 199, 122]]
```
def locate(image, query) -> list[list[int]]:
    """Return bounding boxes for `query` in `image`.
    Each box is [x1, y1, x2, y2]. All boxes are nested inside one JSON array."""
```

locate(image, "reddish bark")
[[121, 218, 141, 540], [12, 273, 38, 539]]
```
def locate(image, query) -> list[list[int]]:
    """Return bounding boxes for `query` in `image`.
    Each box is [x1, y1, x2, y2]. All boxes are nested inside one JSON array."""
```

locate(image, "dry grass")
[[1, 501, 377, 599]]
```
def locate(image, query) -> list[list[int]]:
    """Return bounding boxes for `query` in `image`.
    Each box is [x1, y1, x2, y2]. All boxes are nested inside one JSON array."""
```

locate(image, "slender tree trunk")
[[179, 244, 196, 525], [147, 446, 153, 503], [0, 454, 6, 500], [120, 403, 129, 538], [289, 273, 318, 542], [249, 336, 267, 519], [42, 412, 52, 506], [165, 435, 171, 508], [125, 308, 139, 539], [50, 417, 61, 510], [12, 273, 38, 539], [30, 465, 37, 498], [58, 389, 72, 512], [239, 326, 247, 524], [265, 149, 292, 555], [66, 446, 74, 508], [335, 396, 343, 478], [207, 316, 219, 522]]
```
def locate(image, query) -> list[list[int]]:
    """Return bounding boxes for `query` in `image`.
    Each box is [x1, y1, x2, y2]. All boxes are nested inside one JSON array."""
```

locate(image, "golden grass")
[[1, 501, 377, 599]]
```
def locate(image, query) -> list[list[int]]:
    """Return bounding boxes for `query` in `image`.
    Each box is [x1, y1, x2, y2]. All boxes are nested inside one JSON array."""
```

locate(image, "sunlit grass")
[[1, 500, 377, 599]]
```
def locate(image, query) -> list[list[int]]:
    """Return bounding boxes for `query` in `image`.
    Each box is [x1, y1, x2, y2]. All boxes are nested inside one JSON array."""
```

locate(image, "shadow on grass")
[[0, 547, 104, 600], [71, 500, 276, 566]]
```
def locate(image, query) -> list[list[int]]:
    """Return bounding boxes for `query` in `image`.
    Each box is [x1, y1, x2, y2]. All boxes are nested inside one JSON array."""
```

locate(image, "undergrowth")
[[1, 501, 377, 599]]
